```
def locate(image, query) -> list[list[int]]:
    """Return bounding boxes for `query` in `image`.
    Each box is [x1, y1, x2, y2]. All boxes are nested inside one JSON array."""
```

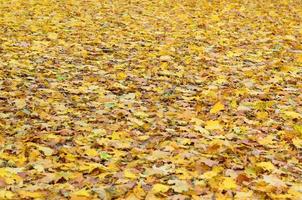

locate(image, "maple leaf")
[[151, 184, 170, 193], [256, 162, 276, 171], [220, 177, 237, 190], [1, 0, 302, 199], [47, 32, 58, 40], [124, 169, 138, 180], [0, 190, 15, 199], [168, 179, 190, 193], [205, 120, 223, 130], [263, 175, 286, 188], [210, 101, 225, 114]]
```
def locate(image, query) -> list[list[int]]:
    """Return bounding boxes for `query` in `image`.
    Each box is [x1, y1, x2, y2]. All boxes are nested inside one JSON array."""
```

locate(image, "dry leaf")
[[210, 101, 225, 114]]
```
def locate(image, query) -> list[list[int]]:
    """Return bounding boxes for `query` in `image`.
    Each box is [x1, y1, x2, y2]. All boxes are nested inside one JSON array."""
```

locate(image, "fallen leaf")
[[0, 190, 15, 199], [71, 189, 91, 197], [210, 101, 225, 114], [47, 32, 58, 40], [18, 191, 45, 198], [283, 111, 302, 119], [263, 175, 286, 187], [160, 55, 172, 62], [15, 99, 26, 109], [205, 120, 223, 130], [168, 179, 189, 193], [256, 162, 276, 171], [151, 184, 170, 193], [220, 177, 237, 190], [124, 169, 138, 180], [292, 138, 302, 148]]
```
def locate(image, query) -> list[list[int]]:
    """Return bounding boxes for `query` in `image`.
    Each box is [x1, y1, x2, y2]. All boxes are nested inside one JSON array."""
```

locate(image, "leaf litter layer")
[[0, 0, 302, 199]]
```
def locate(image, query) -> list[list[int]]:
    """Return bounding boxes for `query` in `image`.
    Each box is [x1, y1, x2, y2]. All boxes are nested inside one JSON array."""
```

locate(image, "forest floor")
[[0, 0, 302, 199]]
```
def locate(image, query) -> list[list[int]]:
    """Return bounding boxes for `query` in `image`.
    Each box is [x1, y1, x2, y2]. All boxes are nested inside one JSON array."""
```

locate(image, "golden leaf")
[[283, 111, 302, 119], [256, 162, 275, 171], [0, 190, 15, 199], [15, 99, 26, 109], [47, 32, 58, 40], [151, 184, 170, 193], [205, 120, 223, 130], [18, 191, 45, 198], [292, 138, 302, 148], [220, 177, 237, 190], [71, 189, 91, 197], [116, 72, 127, 80], [124, 169, 138, 179], [210, 101, 225, 114]]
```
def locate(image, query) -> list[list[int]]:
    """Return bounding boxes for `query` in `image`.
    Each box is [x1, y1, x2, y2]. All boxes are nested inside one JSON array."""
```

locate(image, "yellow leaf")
[[78, 163, 107, 173], [18, 191, 45, 198], [258, 135, 274, 146], [116, 72, 127, 80], [70, 196, 90, 200], [230, 100, 237, 108], [0, 135, 4, 145], [147, 150, 170, 161], [71, 189, 91, 197], [297, 54, 302, 63], [256, 111, 268, 120], [292, 138, 302, 148], [211, 14, 220, 21], [138, 135, 150, 141], [288, 184, 302, 199], [263, 175, 286, 187], [256, 161, 275, 171], [168, 180, 189, 193], [234, 191, 253, 199], [30, 25, 39, 32], [33, 164, 44, 172], [47, 32, 58, 40], [15, 99, 26, 109], [205, 120, 223, 130], [0, 190, 14, 199], [92, 128, 107, 136], [283, 111, 302, 119], [124, 169, 137, 179], [125, 193, 140, 200], [269, 193, 294, 199], [133, 111, 149, 119], [133, 184, 146, 199], [293, 125, 302, 135], [201, 167, 223, 179], [159, 55, 172, 62], [151, 184, 170, 193], [194, 125, 210, 134], [220, 177, 237, 190], [210, 102, 225, 114], [145, 193, 161, 200], [84, 149, 99, 157], [37, 145, 54, 156]]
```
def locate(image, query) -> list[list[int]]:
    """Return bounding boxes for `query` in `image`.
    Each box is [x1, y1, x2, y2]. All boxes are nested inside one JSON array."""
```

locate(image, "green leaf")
[[56, 75, 66, 81], [100, 152, 111, 160], [104, 102, 116, 109]]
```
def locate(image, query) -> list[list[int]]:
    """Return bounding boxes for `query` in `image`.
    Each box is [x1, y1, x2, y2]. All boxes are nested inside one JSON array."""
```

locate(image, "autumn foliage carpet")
[[0, 0, 302, 199]]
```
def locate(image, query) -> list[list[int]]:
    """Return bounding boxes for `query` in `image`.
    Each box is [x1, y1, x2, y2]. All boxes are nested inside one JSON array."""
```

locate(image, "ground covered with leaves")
[[0, 0, 302, 199]]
